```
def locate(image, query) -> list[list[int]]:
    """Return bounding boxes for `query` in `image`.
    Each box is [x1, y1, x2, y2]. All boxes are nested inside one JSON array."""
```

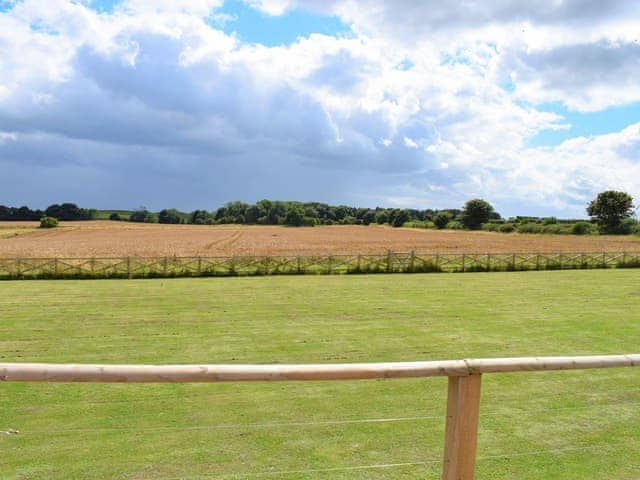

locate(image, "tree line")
[[121, 200, 476, 228], [0, 203, 95, 221], [2, 190, 637, 234]]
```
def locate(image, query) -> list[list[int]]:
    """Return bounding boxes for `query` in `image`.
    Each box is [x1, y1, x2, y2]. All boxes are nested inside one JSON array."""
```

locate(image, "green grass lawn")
[[1, 270, 640, 479]]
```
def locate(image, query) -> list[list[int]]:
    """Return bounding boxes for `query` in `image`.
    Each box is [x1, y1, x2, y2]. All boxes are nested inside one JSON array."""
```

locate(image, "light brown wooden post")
[[442, 374, 482, 480]]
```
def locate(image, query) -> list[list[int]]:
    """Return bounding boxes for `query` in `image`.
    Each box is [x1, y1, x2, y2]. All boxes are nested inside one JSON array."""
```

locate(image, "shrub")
[[434, 212, 451, 229], [302, 216, 318, 227], [130, 208, 155, 223], [404, 220, 430, 228], [607, 217, 639, 235], [499, 223, 516, 233], [542, 216, 558, 225], [481, 222, 500, 232], [517, 223, 542, 234], [109, 212, 121, 221], [340, 215, 357, 225], [541, 223, 571, 234], [39, 216, 58, 228], [446, 220, 464, 230], [571, 221, 593, 235]]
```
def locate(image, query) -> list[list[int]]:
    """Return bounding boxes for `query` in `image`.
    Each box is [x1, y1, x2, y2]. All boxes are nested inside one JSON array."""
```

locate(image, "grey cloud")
[[508, 41, 640, 91], [306, 0, 639, 34]]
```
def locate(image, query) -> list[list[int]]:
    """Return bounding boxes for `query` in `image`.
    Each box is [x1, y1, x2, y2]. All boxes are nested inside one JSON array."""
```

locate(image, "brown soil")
[[0, 221, 639, 258]]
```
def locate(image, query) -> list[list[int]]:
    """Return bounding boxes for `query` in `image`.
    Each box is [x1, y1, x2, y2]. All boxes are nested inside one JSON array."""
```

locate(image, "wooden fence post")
[[409, 250, 415, 272], [197, 257, 202, 275], [461, 254, 466, 273], [127, 257, 131, 279], [386, 250, 392, 273], [442, 374, 482, 480]]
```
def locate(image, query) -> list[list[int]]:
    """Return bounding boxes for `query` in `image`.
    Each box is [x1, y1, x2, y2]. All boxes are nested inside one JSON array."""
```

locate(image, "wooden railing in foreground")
[[2, 354, 639, 479], [1, 251, 640, 279]]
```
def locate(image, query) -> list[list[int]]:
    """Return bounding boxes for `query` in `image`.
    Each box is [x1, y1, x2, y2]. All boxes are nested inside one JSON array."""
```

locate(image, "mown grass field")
[[1, 270, 640, 479]]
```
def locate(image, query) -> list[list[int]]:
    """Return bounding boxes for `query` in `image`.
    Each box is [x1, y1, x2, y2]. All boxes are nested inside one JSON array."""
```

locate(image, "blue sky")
[[2, 0, 640, 217], [529, 102, 640, 148], [216, 0, 350, 46]]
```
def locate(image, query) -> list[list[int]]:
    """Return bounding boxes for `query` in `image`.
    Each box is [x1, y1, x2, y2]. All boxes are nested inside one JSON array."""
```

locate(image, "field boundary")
[[0, 251, 639, 279]]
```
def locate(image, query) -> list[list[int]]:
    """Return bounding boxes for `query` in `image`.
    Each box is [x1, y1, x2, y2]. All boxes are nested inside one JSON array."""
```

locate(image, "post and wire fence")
[[2, 354, 639, 479], [0, 251, 639, 279]]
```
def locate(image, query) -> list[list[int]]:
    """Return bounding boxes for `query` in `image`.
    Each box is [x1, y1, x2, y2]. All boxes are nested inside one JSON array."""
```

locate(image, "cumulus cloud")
[[1, 0, 639, 215]]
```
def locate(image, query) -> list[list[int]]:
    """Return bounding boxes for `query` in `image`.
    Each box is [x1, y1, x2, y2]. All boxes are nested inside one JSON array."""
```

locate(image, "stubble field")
[[1, 221, 639, 258]]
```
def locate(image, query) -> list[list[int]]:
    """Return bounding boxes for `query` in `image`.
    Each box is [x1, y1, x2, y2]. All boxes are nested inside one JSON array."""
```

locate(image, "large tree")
[[461, 199, 496, 230], [587, 190, 634, 232]]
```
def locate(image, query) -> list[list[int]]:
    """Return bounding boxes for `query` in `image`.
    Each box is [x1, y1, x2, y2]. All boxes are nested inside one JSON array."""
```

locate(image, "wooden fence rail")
[[0, 251, 639, 279], [2, 354, 639, 479]]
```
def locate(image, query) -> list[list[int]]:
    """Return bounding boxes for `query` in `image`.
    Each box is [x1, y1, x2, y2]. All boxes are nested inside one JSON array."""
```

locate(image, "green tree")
[[461, 199, 496, 230], [129, 207, 156, 223], [361, 210, 376, 226], [433, 212, 451, 229], [375, 210, 389, 224], [391, 209, 410, 227], [284, 205, 305, 226], [587, 190, 634, 233], [158, 209, 183, 224]]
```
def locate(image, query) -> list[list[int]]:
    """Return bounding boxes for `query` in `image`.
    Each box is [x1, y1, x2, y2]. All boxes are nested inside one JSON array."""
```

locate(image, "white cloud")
[[0, 0, 639, 216]]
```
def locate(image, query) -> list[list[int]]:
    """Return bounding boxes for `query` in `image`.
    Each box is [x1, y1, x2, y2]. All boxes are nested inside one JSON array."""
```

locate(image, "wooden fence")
[[0, 251, 639, 279], [2, 354, 639, 479]]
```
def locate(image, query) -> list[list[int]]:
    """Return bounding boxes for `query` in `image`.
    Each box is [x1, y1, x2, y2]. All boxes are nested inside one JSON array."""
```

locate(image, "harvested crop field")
[[1, 221, 640, 258]]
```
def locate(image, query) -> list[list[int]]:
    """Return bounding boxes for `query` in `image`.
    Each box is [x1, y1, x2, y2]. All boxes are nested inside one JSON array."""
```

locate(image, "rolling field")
[[1, 270, 640, 479], [1, 221, 640, 258]]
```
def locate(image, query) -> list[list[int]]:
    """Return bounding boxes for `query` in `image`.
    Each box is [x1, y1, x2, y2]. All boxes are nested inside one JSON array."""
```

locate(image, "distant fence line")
[[0, 251, 639, 279]]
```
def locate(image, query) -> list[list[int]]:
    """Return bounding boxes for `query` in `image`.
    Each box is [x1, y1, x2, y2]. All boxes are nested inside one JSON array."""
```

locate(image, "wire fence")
[[0, 251, 639, 279]]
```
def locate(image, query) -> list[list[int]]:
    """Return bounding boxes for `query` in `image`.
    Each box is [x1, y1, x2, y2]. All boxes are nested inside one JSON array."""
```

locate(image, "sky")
[[1, 0, 640, 217]]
